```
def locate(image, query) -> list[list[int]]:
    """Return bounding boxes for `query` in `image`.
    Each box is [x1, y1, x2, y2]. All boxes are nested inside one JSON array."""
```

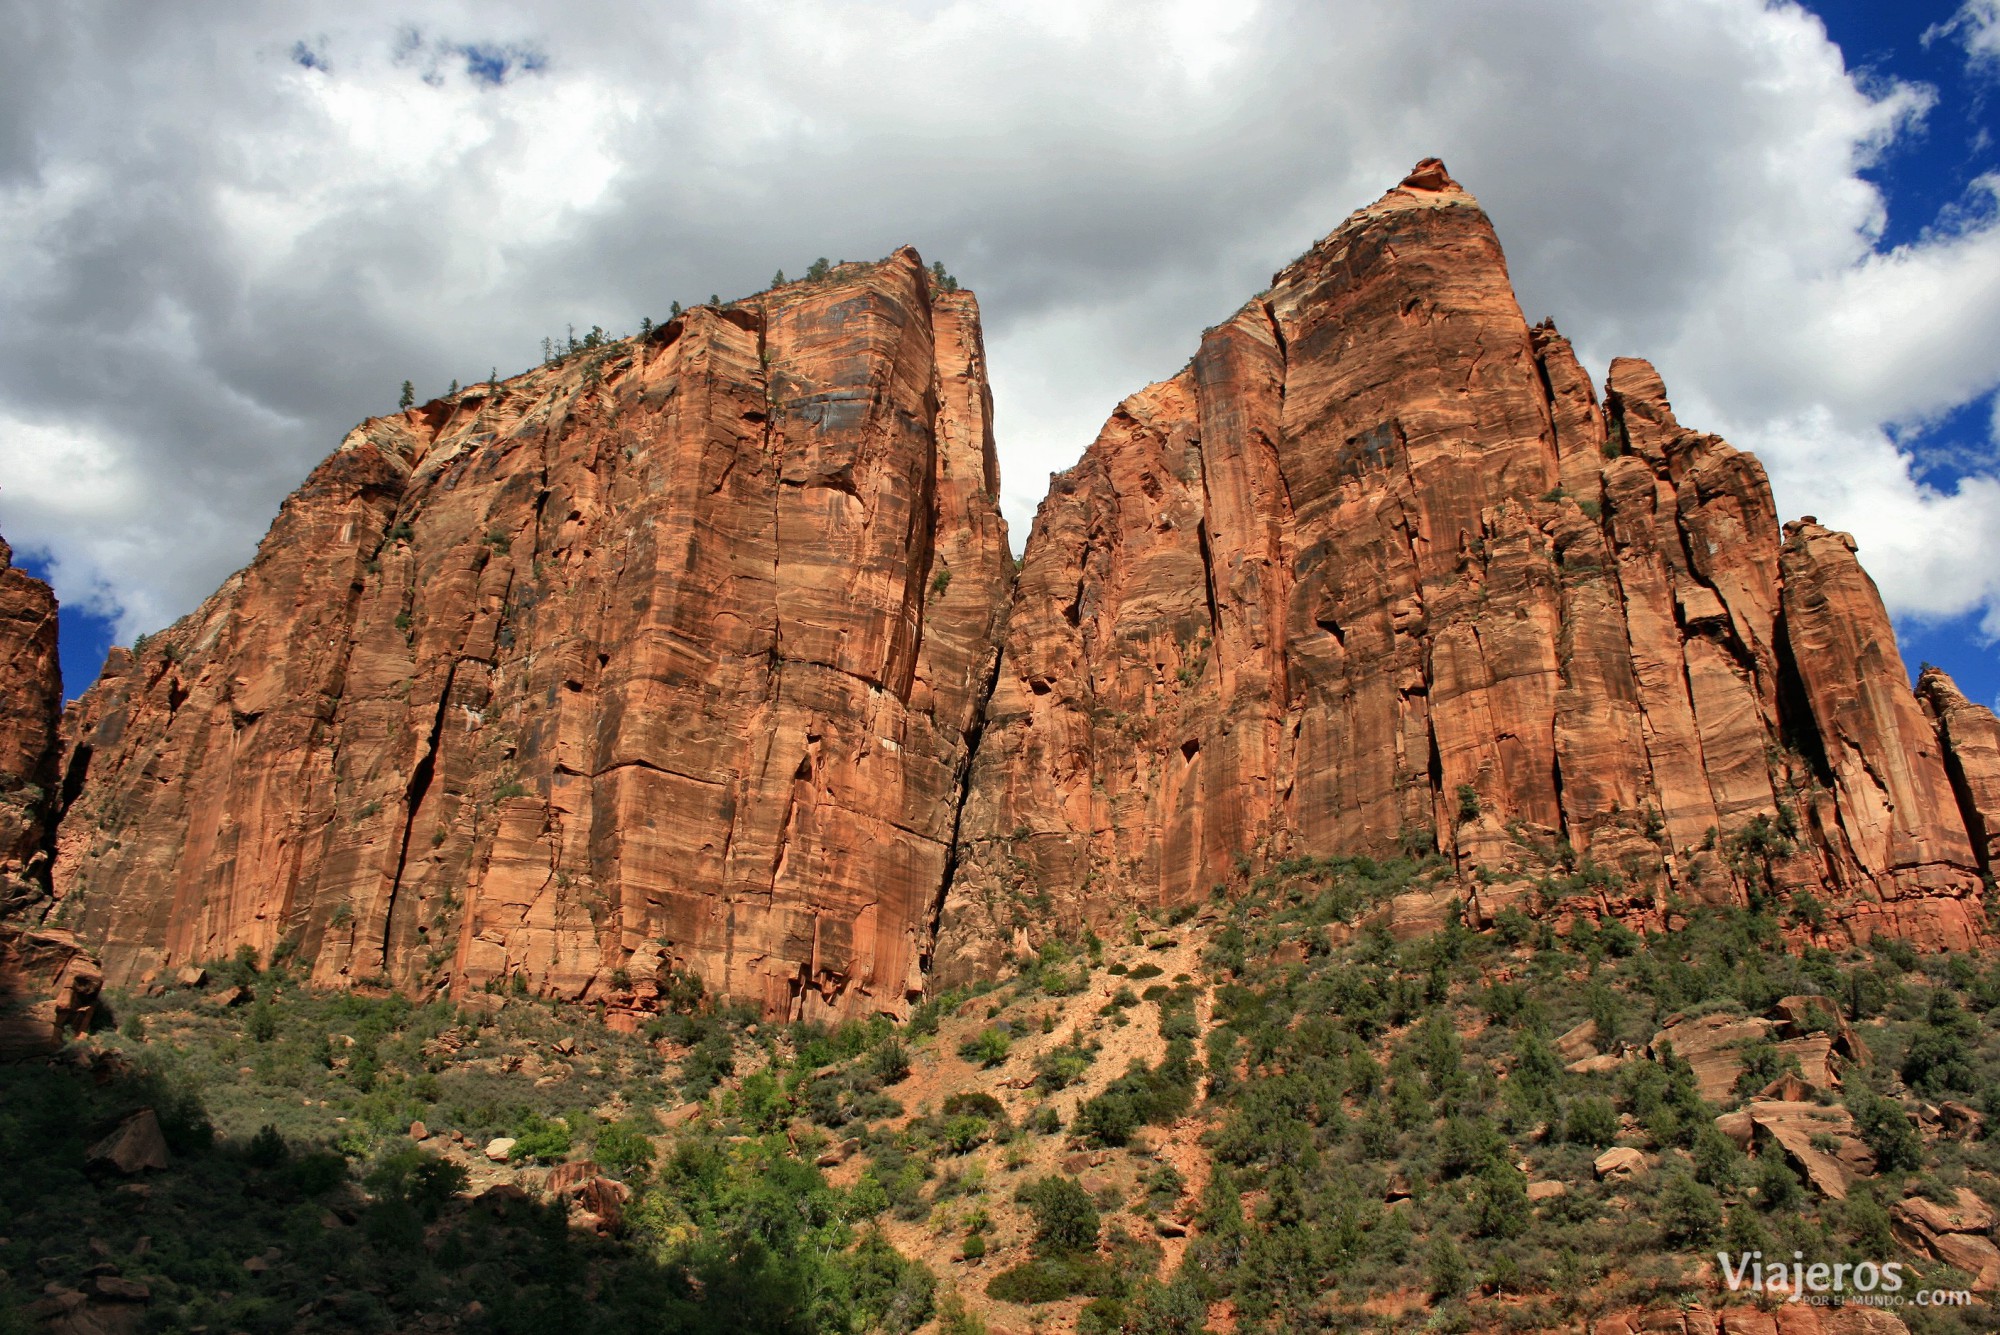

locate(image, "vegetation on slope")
[[6, 855, 2000, 1332]]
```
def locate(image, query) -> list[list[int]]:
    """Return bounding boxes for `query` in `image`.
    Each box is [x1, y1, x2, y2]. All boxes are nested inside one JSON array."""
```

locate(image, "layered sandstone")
[[35, 160, 2000, 1010], [0, 533, 99, 1057], [51, 253, 1009, 1019], [1920, 666, 2000, 875], [936, 160, 1996, 978], [0, 536, 60, 912]]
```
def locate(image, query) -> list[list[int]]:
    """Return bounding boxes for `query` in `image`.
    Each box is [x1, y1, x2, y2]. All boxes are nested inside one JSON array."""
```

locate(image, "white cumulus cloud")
[[0, 0, 1995, 694]]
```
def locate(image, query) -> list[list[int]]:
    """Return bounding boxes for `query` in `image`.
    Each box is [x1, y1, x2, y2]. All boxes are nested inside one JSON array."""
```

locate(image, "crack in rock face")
[[8, 164, 1999, 1023]]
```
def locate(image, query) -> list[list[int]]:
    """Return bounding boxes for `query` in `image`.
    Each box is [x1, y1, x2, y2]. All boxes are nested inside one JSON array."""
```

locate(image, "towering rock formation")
[[32, 160, 2000, 1011], [50, 253, 1010, 1019], [935, 160, 1996, 978], [0, 536, 61, 911], [1920, 667, 2000, 877], [0, 535, 99, 1057]]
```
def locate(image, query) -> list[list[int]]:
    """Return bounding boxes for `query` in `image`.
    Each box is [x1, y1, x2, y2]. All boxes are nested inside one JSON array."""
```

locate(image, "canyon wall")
[[49, 252, 1010, 1020], [25, 161, 2000, 1014], [935, 161, 1996, 979], [0, 536, 99, 1057]]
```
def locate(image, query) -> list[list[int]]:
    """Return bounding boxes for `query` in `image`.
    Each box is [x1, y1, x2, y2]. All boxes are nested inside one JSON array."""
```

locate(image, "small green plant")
[[1456, 783, 1481, 824], [512, 1113, 573, 1163], [399, 380, 415, 410], [960, 1027, 1011, 1067], [591, 1118, 656, 1179]]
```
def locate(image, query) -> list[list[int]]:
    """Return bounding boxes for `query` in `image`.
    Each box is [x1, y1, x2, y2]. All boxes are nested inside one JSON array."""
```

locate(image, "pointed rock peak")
[[1783, 517, 1857, 554], [1920, 665, 1975, 710], [1606, 356, 1672, 416], [1605, 356, 1686, 464], [1399, 157, 1461, 192]]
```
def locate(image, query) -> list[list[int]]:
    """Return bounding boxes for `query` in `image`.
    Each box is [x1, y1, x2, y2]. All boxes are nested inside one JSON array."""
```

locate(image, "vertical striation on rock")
[[936, 159, 1994, 979], [0, 535, 61, 911], [1920, 667, 2000, 876], [36, 159, 2000, 1008], [51, 253, 1008, 1019], [0, 533, 100, 1057]]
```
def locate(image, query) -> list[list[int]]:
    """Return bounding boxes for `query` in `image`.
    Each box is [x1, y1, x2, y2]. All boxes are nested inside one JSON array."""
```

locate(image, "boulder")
[[1649, 1013, 1773, 1103], [85, 1110, 169, 1175], [483, 1137, 517, 1163], [1739, 1100, 1874, 1200], [1594, 1147, 1648, 1180], [90, 1276, 150, 1302], [1890, 1188, 2000, 1292], [1554, 1019, 1601, 1061]]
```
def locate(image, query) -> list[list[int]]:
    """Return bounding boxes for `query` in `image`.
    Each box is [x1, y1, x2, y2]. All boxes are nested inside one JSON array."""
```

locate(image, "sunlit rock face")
[[935, 160, 1996, 980], [50, 253, 1010, 1021], [37, 162, 2000, 1012]]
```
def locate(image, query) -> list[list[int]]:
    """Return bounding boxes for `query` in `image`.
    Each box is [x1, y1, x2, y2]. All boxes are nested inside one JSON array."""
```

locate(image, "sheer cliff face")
[[51, 252, 1010, 1019], [36, 162, 2000, 1011], [0, 536, 100, 1058], [0, 537, 60, 911], [935, 161, 1997, 980]]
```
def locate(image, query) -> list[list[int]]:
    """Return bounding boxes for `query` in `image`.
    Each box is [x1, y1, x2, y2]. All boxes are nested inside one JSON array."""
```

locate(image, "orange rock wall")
[[0, 536, 61, 913], [51, 253, 1009, 1019], [35, 162, 2000, 1007], [935, 162, 1996, 978]]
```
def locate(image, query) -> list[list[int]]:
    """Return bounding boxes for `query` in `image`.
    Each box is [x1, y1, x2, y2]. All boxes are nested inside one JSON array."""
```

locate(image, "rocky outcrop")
[[1780, 522, 1986, 945], [935, 159, 1996, 978], [1595, 1305, 1911, 1334], [50, 253, 1010, 1019], [1920, 666, 2000, 876], [0, 535, 61, 912], [1891, 1188, 2000, 1291], [0, 534, 95, 1057]]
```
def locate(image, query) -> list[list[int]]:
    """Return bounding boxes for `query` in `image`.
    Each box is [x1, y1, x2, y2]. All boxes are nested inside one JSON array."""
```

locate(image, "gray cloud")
[[1, 0, 1997, 673]]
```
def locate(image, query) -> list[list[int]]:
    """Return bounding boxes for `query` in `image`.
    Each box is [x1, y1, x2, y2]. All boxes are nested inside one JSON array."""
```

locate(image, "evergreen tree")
[[398, 380, 414, 409]]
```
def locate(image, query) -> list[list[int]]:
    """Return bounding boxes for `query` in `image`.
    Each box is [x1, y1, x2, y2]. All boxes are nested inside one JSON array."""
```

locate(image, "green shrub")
[[1019, 1175, 1099, 1256], [1033, 1044, 1093, 1091], [873, 1035, 912, 1084], [1659, 1169, 1723, 1244], [1846, 1085, 1923, 1172], [961, 1027, 1012, 1067], [1428, 1235, 1471, 1300], [591, 1118, 656, 1178], [245, 1123, 288, 1168], [512, 1113, 573, 1162], [984, 1256, 1101, 1304], [1562, 1095, 1620, 1148]]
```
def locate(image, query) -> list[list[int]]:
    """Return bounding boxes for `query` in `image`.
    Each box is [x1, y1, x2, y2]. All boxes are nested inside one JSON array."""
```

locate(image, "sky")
[[1, 0, 1998, 712]]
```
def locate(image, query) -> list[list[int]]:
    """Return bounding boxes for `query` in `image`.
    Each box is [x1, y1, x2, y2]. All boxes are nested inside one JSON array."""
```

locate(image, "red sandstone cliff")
[[50, 253, 1009, 1019], [0, 535, 99, 1056], [935, 160, 1997, 979], [0, 535, 60, 910], [31, 161, 2000, 1011]]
